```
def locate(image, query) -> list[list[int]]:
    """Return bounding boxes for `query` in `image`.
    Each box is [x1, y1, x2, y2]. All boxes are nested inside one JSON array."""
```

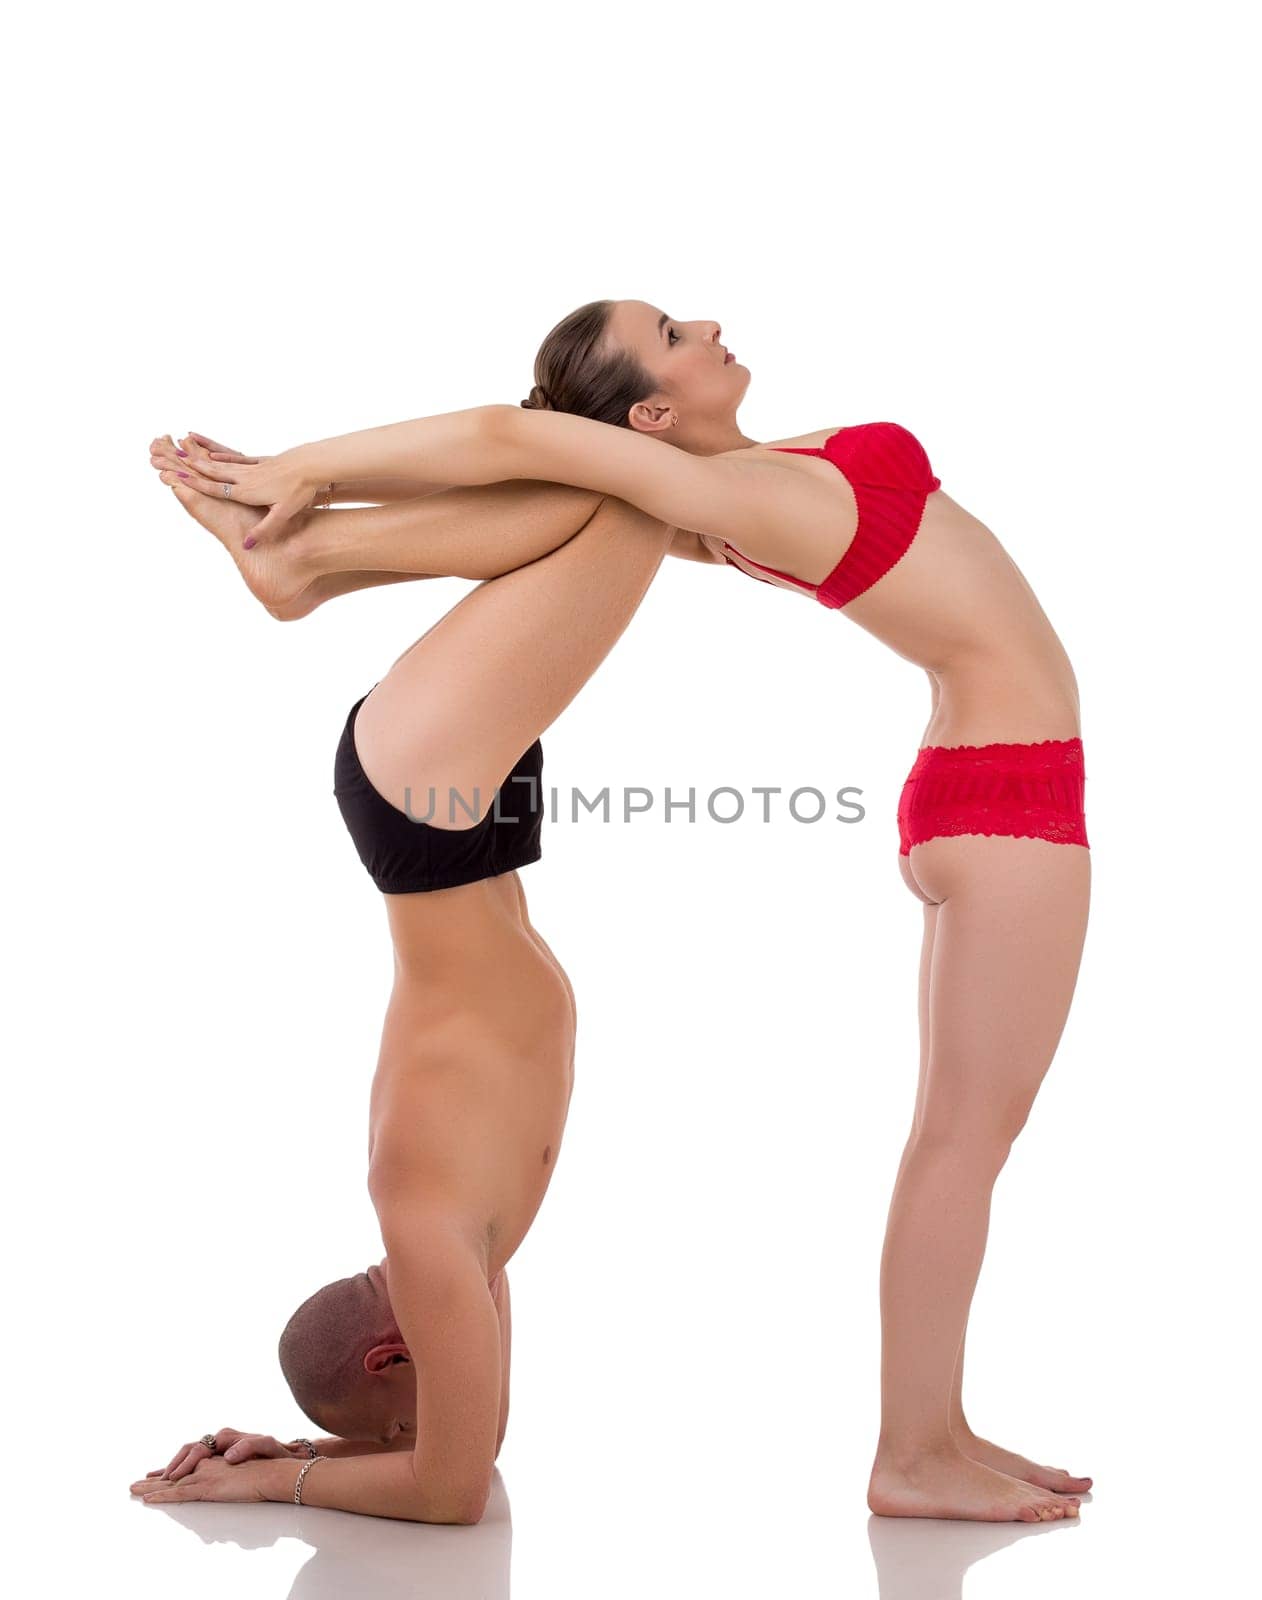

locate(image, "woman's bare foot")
[[868, 1442, 1082, 1522], [956, 1428, 1092, 1495], [150, 436, 319, 617]]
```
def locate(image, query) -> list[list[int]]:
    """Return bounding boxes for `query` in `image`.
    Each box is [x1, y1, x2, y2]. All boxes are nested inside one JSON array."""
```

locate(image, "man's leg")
[[153, 434, 605, 617]]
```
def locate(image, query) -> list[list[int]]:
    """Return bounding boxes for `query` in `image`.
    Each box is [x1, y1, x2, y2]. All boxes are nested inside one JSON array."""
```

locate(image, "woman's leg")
[[354, 496, 671, 818], [889, 870, 1092, 1496], [869, 833, 1090, 1522]]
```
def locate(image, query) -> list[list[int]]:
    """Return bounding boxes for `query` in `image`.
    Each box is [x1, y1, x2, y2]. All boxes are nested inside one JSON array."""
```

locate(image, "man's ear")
[[362, 1340, 411, 1374]]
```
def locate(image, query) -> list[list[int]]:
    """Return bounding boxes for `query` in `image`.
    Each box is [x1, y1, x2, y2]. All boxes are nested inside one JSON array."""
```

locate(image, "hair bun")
[[520, 383, 554, 411]]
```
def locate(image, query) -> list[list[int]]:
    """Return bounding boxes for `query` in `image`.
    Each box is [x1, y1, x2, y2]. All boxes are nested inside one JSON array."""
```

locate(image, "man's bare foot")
[[956, 1428, 1092, 1495], [150, 436, 319, 618], [868, 1443, 1082, 1522]]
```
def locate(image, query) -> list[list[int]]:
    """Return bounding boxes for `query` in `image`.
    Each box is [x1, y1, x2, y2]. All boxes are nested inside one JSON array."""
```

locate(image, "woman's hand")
[[144, 1427, 310, 1483], [163, 437, 318, 546], [131, 1454, 284, 1506], [184, 430, 264, 466]]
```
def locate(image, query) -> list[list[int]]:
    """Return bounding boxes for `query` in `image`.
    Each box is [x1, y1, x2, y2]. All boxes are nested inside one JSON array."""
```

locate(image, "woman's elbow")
[[480, 403, 520, 446]]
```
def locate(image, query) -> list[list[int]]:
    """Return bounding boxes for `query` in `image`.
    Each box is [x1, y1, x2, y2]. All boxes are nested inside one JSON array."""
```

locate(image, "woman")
[[159, 297, 1091, 1524], [137, 453, 673, 1521]]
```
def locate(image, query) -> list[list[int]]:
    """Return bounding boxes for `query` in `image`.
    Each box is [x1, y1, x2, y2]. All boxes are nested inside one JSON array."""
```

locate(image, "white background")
[[5, 1, 1257, 1595]]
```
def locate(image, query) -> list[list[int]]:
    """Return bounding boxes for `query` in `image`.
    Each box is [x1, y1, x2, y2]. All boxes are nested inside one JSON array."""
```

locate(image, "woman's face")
[[606, 299, 749, 429]]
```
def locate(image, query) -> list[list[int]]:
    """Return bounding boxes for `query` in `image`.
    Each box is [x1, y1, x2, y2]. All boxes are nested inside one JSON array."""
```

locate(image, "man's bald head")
[[277, 1265, 410, 1438]]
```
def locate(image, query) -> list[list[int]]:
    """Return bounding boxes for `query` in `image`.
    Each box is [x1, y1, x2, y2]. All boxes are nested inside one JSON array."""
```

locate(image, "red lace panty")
[[897, 737, 1089, 856]]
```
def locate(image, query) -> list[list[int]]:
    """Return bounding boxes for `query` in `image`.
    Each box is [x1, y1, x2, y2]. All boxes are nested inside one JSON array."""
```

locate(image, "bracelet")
[[315, 481, 335, 512], [294, 1453, 328, 1505], [291, 1437, 319, 1459]]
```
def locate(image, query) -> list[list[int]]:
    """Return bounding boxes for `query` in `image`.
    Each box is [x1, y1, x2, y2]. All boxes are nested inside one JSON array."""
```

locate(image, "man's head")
[[277, 1258, 416, 1443]]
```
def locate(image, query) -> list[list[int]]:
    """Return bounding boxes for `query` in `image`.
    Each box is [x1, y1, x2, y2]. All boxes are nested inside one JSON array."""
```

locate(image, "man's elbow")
[[420, 1475, 493, 1526]]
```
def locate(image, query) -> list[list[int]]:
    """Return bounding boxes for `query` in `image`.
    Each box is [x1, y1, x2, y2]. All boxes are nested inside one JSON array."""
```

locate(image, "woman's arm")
[[291, 405, 799, 554], [667, 527, 728, 563], [188, 405, 817, 565]]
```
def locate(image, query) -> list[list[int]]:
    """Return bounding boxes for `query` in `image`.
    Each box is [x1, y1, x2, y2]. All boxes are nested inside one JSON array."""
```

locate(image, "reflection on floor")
[[126, 1468, 1092, 1600], [140, 1469, 514, 1600]]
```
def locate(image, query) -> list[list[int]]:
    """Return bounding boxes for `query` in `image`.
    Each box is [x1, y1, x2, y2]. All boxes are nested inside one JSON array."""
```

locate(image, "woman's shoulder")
[[715, 426, 848, 459]]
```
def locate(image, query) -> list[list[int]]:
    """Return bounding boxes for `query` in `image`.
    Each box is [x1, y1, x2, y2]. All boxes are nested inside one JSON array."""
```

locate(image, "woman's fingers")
[[174, 451, 236, 484], [181, 434, 259, 466], [242, 502, 299, 547], [186, 431, 256, 461], [159, 463, 222, 497]]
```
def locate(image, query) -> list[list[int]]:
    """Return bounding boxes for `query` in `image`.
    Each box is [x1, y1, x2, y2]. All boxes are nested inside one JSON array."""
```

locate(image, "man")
[[140, 1260, 510, 1496], [132, 431, 680, 1522]]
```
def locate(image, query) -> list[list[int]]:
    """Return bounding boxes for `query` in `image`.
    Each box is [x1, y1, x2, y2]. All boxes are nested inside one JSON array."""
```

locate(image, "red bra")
[[721, 421, 941, 609]]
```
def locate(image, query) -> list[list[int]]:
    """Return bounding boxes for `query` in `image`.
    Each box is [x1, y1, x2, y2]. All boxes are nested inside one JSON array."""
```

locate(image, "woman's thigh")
[[910, 835, 1091, 1146], [354, 497, 671, 822]]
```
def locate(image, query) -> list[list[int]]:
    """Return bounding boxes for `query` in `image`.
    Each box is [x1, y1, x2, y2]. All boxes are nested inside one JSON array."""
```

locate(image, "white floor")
[[75, 1432, 1243, 1600]]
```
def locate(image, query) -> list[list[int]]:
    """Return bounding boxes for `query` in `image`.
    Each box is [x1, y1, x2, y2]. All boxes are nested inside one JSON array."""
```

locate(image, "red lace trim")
[[897, 738, 1089, 854]]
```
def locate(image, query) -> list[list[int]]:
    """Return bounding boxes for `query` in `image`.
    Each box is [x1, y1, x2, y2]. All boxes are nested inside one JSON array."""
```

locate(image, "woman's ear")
[[627, 398, 676, 436]]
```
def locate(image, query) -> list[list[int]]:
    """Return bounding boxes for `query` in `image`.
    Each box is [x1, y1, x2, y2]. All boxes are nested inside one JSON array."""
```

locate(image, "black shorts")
[[333, 690, 544, 894]]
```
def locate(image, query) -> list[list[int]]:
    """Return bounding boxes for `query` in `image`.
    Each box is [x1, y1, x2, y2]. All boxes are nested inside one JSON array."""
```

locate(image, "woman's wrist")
[[283, 442, 325, 496], [284, 408, 503, 494]]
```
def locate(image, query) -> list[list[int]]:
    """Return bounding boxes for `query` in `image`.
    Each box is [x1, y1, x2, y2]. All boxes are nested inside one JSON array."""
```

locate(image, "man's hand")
[[131, 1454, 284, 1506], [144, 1427, 309, 1483]]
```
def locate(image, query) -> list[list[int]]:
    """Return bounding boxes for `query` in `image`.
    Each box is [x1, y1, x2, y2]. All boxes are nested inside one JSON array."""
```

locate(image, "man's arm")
[[257, 1216, 500, 1523], [296, 1433, 415, 1459], [491, 1269, 511, 1458]]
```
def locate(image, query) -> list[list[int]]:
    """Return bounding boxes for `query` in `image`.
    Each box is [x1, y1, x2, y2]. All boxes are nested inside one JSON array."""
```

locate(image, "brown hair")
[[277, 1273, 399, 1431], [520, 299, 656, 428]]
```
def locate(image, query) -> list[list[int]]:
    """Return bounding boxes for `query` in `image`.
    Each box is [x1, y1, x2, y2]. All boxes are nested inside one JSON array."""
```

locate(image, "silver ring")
[[222, 483, 233, 497], [200, 1433, 217, 1452]]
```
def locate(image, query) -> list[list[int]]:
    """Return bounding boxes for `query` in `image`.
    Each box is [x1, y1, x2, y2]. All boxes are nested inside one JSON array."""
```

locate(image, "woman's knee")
[[914, 1087, 1032, 1165]]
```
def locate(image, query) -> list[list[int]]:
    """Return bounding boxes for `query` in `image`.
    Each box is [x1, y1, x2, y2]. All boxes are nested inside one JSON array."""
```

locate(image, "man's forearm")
[[305, 1433, 413, 1459], [261, 1450, 478, 1524]]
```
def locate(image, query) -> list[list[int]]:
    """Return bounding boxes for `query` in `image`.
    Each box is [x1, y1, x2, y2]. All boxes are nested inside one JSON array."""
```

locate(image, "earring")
[[671, 414, 679, 427]]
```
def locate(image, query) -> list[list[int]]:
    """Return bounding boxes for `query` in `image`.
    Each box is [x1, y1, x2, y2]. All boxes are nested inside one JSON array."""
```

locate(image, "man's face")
[[323, 1358, 417, 1445], [317, 1258, 418, 1444]]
